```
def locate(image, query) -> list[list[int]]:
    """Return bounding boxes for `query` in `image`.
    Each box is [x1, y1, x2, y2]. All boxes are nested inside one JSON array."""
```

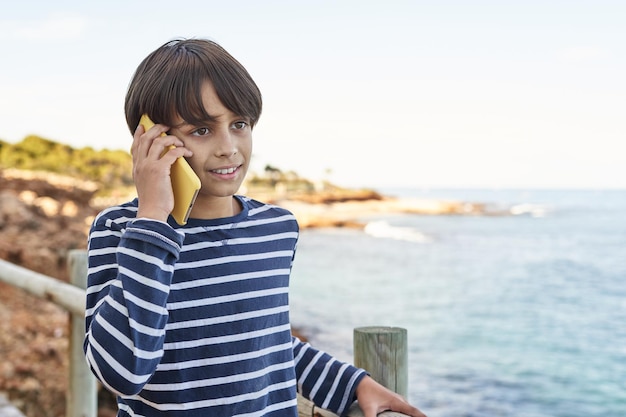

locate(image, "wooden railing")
[[0, 250, 96, 417], [0, 250, 409, 417]]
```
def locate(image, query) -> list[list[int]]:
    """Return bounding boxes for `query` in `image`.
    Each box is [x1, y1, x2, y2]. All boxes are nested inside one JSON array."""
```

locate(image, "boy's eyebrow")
[[173, 115, 219, 129], [173, 109, 250, 129]]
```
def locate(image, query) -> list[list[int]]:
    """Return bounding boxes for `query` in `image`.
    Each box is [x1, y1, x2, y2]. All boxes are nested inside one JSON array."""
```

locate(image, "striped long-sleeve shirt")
[[84, 196, 367, 417]]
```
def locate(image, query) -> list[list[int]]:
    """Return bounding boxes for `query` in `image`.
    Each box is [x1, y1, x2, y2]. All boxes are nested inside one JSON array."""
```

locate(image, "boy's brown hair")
[[124, 38, 262, 132]]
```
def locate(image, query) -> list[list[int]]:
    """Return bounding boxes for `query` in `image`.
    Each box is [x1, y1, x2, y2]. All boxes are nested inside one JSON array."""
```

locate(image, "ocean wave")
[[509, 203, 550, 218], [364, 220, 432, 243]]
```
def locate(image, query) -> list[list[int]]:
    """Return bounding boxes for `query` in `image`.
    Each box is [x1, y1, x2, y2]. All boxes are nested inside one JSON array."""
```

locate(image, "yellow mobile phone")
[[139, 114, 201, 225]]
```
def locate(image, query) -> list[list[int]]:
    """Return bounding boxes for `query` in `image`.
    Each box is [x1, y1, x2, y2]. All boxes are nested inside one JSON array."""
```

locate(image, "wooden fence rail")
[[0, 250, 96, 417], [0, 250, 409, 417]]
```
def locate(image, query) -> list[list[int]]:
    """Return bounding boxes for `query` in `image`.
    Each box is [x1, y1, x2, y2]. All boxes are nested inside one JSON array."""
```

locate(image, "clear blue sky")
[[1, 1, 624, 189]]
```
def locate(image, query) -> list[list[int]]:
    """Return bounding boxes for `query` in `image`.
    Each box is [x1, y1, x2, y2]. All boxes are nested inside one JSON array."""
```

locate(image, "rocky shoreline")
[[275, 196, 494, 228]]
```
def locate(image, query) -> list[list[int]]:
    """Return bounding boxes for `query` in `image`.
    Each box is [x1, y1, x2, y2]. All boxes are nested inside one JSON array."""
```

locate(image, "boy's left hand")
[[355, 376, 427, 417]]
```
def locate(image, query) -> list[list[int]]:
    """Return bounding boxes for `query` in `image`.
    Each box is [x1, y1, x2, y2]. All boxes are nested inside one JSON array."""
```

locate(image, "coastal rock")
[[0, 169, 97, 280], [274, 196, 491, 229]]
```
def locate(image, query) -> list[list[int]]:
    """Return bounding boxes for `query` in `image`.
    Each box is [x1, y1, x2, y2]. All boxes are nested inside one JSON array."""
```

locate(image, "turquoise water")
[[289, 189, 626, 417]]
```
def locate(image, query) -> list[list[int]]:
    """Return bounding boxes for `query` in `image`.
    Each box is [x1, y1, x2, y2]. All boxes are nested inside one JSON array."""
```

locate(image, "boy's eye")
[[192, 127, 210, 136], [233, 121, 248, 130]]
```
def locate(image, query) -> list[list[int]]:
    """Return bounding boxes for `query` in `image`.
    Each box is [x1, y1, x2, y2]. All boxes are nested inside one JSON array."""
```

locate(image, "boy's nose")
[[215, 130, 238, 157]]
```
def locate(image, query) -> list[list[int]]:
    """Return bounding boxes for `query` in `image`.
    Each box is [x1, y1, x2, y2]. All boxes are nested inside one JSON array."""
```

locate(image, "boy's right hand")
[[131, 122, 193, 222]]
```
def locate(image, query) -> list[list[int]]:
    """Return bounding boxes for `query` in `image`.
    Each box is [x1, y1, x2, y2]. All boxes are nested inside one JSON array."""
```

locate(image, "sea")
[[287, 188, 626, 417]]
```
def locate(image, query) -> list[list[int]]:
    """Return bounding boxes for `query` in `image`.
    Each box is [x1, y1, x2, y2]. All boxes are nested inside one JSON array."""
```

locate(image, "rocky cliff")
[[0, 169, 98, 280]]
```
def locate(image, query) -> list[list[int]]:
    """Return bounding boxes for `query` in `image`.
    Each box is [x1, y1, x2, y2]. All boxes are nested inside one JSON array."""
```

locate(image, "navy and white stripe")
[[84, 196, 366, 416]]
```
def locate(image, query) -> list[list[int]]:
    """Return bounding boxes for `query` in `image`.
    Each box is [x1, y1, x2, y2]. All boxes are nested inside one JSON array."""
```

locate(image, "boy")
[[84, 38, 426, 417]]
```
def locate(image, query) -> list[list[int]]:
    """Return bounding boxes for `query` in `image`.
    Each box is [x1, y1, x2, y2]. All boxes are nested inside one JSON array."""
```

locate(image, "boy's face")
[[168, 81, 252, 211]]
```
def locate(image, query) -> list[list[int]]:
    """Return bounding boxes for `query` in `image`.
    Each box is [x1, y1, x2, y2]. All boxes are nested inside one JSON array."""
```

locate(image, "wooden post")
[[67, 250, 97, 417], [353, 326, 408, 398]]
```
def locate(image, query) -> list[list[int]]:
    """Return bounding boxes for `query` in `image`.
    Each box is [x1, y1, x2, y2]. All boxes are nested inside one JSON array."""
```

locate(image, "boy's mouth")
[[211, 166, 239, 175]]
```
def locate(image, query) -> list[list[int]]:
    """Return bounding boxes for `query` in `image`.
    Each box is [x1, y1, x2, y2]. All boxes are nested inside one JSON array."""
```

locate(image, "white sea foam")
[[509, 203, 549, 217], [364, 220, 432, 243]]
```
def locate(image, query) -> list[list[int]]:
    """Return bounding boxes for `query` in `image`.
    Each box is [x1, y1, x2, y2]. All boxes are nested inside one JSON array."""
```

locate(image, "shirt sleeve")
[[83, 214, 184, 396], [292, 336, 368, 416]]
